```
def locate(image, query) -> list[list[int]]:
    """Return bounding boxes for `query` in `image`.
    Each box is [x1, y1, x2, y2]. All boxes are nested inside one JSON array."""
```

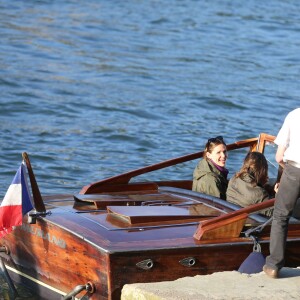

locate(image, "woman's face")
[[207, 144, 227, 167]]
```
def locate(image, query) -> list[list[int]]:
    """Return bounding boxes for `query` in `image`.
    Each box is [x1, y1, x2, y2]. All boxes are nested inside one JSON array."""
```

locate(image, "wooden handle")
[[193, 198, 275, 240]]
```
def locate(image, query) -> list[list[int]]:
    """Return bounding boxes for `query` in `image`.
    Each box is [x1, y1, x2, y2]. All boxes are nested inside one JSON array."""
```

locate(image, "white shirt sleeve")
[[274, 113, 290, 148], [274, 108, 300, 163]]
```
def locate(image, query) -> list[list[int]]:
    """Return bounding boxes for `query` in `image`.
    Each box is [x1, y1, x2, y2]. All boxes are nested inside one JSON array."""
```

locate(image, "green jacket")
[[226, 174, 272, 217], [192, 159, 228, 200]]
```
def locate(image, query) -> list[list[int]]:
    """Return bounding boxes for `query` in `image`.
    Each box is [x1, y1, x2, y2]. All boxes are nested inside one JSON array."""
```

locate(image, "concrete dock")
[[121, 267, 300, 300]]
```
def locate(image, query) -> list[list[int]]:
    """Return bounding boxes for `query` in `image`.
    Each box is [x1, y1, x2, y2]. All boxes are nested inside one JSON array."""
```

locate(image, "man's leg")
[[265, 165, 300, 270]]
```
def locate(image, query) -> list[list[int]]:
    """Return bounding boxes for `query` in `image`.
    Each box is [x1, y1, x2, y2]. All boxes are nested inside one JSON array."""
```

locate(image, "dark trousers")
[[265, 164, 300, 270]]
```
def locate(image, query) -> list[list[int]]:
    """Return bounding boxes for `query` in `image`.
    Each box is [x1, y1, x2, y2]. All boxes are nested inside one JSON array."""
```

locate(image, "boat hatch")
[[73, 191, 226, 227], [106, 204, 222, 225]]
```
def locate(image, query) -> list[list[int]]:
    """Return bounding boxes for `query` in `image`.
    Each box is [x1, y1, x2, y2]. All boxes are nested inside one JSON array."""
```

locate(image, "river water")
[[0, 0, 300, 296]]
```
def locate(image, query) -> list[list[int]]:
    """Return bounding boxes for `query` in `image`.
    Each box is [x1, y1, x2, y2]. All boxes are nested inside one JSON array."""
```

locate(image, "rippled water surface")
[[1, 0, 300, 199]]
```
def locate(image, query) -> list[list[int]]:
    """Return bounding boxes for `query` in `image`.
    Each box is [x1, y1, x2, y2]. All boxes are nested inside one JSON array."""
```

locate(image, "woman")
[[192, 136, 228, 200], [226, 151, 272, 216]]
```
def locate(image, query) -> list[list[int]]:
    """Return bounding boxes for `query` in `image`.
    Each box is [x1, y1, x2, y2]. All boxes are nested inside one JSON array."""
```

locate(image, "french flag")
[[0, 163, 34, 238]]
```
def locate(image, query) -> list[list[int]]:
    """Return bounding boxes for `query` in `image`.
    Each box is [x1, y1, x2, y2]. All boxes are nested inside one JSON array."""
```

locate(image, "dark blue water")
[[1, 0, 300, 199]]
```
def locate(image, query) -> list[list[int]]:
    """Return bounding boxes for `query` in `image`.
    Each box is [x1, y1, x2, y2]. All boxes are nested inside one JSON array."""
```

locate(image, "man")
[[263, 108, 300, 278]]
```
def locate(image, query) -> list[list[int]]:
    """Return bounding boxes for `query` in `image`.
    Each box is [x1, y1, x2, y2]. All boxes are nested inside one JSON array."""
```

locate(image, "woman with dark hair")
[[226, 151, 272, 216], [192, 136, 228, 200]]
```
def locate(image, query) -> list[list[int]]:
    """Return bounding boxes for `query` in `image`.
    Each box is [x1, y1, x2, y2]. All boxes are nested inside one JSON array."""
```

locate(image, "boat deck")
[[39, 186, 274, 254]]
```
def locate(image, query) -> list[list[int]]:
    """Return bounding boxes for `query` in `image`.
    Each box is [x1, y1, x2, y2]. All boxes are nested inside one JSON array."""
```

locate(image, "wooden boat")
[[1, 133, 300, 300]]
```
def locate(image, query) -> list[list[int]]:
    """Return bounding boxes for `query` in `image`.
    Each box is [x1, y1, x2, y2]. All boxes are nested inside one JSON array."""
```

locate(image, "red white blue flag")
[[0, 163, 34, 238]]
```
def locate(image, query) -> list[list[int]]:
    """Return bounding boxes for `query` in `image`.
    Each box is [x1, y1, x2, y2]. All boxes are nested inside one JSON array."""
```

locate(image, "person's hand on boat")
[[274, 182, 279, 194]]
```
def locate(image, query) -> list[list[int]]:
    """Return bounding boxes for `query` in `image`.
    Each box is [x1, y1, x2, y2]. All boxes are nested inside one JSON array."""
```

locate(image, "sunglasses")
[[207, 136, 224, 144]]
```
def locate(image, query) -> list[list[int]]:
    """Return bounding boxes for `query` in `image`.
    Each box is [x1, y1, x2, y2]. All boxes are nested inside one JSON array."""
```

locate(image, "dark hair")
[[203, 136, 226, 159], [235, 151, 268, 186]]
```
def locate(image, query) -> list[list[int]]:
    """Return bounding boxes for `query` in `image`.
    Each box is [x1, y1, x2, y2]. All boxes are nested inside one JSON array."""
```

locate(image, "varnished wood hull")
[[1, 190, 300, 299]]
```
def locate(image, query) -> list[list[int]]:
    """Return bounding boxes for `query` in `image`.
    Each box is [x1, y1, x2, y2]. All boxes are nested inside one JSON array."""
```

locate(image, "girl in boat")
[[192, 136, 228, 200], [226, 151, 273, 216]]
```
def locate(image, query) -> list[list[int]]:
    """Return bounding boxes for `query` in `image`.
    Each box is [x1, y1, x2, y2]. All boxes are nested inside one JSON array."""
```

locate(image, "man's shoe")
[[263, 264, 278, 278]]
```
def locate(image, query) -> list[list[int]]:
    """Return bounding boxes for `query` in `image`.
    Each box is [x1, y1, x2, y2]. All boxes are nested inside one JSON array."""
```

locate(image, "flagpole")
[[22, 152, 46, 213]]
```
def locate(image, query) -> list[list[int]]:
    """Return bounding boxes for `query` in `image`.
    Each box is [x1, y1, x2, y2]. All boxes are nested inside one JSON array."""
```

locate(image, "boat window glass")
[[92, 135, 278, 193], [131, 161, 194, 182], [130, 147, 256, 183], [262, 141, 278, 178]]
